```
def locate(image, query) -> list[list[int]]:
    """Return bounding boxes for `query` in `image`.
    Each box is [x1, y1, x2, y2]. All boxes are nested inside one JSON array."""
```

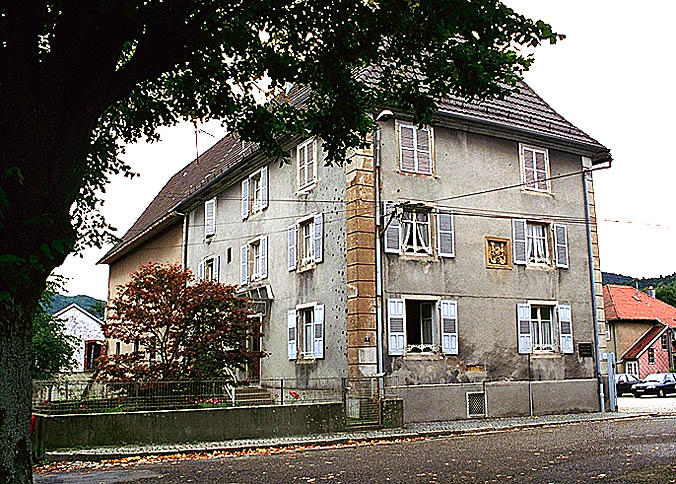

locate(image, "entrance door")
[[247, 315, 262, 382]]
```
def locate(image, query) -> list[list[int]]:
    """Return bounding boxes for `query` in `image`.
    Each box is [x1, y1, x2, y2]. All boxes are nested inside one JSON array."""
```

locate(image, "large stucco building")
[[101, 82, 612, 421]]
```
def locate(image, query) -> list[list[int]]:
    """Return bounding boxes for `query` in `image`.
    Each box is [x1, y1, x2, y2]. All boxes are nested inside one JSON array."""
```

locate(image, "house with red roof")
[[603, 285, 676, 378]]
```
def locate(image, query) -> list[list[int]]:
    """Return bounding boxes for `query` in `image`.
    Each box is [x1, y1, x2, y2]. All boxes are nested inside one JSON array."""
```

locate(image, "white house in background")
[[53, 304, 105, 372]]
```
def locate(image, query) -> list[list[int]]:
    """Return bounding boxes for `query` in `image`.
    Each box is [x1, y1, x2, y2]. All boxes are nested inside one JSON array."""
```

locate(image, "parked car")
[[615, 373, 641, 396], [631, 373, 676, 398]]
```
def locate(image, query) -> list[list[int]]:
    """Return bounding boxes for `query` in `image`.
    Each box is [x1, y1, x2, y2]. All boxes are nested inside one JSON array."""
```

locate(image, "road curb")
[[44, 412, 652, 462]]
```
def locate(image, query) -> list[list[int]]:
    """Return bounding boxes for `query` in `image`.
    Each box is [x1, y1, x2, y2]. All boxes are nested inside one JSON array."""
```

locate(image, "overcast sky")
[[57, 1, 676, 300]]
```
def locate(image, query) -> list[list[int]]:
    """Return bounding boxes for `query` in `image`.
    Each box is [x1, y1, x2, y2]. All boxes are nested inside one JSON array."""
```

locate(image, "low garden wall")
[[35, 402, 346, 450]]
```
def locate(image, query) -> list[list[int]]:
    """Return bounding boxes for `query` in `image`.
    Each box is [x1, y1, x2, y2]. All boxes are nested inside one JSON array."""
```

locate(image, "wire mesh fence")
[[32, 377, 346, 415]]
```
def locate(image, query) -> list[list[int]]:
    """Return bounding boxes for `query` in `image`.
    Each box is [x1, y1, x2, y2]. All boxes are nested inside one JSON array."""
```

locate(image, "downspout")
[[581, 157, 604, 412], [374, 126, 384, 378], [175, 211, 189, 270]]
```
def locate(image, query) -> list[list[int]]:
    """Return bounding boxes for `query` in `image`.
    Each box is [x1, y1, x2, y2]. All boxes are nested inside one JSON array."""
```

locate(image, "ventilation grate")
[[466, 392, 486, 417]]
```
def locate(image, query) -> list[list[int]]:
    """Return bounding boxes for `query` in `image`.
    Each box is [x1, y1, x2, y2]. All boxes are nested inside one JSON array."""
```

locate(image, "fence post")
[[280, 379, 284, 405], [341, 377, 348, 407]]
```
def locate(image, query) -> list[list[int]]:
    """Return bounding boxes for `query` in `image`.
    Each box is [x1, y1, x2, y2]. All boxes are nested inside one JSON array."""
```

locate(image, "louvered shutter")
[[198, 261, 204, 279], [241, 179, 249, 219], [260, 166, 269, 210], [523, 147, 535, 190], [314, 304, 324, 359], [558, 304, 574, 354], [554, 224, 569, 268], [437, 211, 454, 257], [383, 201, 400, 253], [214, 256, 220, 282], [517, 303, 532, 354], [240, 245, 248, 285], [205, 199, 216, 237], [297, 143, 307, 188], [416, 128, 432, 174], [288, 309, 297, 360], [399, 125, 416, 172], [387, 298, 405, 355], [313, 213, 324, 263], [260, 236, 268, 279], [288, 224, 297, 271], [534, 150, 548, 191], [440, 300, 458, 355], [307, 140, 316, 184], [512, 219, 527, 265]]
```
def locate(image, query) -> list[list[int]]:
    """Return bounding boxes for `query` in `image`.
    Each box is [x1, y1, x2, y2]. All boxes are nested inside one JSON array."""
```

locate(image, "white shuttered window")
[[558, 304, 574, 353], [521, 145, 549, 192], [437, 211, 455, 257], [398, 124, 432, 174], [205, 198, 216, 237], [517, 303, 532, 354], [554, 224, 569, 268], [297, 139, 317, 190], [288, 309, 297, 360], [383, 201, 401, 253], [512, 219, 527, 265], [387, 298, 405, 355], [440, 300, 458, 355]]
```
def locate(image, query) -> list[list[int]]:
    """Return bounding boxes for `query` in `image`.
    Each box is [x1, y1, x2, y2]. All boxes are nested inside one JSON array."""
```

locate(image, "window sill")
[[296, 182, 318, 195], [525, 263, 555, 271], [530, 351, 561, 359], [398, 169, 434, 177], [298, 262, 316, 273], [399, 253, 435, 262], [403, 353, 442, 361], [521, 187, 553, 196], [296, 357, 317, 365]]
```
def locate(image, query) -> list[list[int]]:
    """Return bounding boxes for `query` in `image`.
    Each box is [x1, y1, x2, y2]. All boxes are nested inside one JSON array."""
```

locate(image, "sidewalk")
[[46, 411, 649, 461]]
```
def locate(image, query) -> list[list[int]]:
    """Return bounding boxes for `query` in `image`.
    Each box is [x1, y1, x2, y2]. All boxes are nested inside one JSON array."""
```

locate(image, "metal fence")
[[32, 377, 345, 415]]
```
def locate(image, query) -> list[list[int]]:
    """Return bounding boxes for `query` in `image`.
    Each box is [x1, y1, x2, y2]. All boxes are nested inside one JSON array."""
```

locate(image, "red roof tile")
[[622, 324, 667, 360], [603, 285, 676, 328]]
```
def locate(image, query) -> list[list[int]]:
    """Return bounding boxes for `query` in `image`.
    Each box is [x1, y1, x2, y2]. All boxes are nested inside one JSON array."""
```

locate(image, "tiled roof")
[[100, 78, 610, 264], [622, 324, 667, 360], [603, 285, 676, 328], [359, 66, 611, 154]]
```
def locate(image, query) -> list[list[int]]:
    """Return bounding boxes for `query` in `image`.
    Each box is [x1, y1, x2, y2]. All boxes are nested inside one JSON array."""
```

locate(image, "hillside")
[[46, 294, 105, 319], [602, 272, 676, 289]]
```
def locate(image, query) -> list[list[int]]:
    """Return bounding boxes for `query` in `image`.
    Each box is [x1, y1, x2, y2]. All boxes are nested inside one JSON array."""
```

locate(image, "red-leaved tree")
[[102, 263, 262, 381]]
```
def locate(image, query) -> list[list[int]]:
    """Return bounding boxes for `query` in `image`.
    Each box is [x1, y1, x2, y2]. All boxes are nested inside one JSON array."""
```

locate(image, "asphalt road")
[[35, 416, 676, 484]]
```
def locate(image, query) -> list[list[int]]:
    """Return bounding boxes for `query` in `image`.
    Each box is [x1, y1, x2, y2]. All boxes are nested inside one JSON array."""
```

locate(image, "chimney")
[[647, 286, 656, 298]]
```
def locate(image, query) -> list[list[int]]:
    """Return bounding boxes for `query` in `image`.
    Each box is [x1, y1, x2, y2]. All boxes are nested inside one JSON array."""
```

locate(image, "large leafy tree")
[[656, 283, 676, 308], [102, 263, 260, 381], [0, 1, 559, 480]]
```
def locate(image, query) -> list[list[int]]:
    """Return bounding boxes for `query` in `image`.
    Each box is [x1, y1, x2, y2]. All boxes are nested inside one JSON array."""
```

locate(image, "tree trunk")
[[0, 307, 35, 484]]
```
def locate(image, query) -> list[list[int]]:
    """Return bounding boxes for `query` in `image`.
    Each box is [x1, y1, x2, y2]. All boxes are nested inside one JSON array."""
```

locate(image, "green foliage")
[[31, 280, 77, 380], [656, 283, 676, 308], [602, 272, 676, 291]]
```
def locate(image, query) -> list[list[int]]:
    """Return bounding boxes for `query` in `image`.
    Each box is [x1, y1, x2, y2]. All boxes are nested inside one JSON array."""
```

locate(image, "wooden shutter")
[[387, 298, 405, 355], [383, 201, 401, 253], [214, 256, 220, 282], [307, 140, 316, 184], [241, 179, 249, 219], [554, 224, 569, 268], [260, 236, 268, 279], [198, 260, 204, 279], [288, 224, 297, 271], [512, 219, 527, 265], [298, 144, 305, 187], [517, 303, 532, 354], [205, 198, 216, 236], [260, 166, 269, 210], [240, 245, 248, 285], [288, 309, 297, 360], [399, 125, 416, 172], [313, 213, 324, 263], [437, 211, 454, 257], [534, 150, 548, 191], [416, 127, 432, 174], [314, 304, 325, 359], [522, 147, 535, 190], [558, 304, 574, 354], [440, 300, 458, 355]]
